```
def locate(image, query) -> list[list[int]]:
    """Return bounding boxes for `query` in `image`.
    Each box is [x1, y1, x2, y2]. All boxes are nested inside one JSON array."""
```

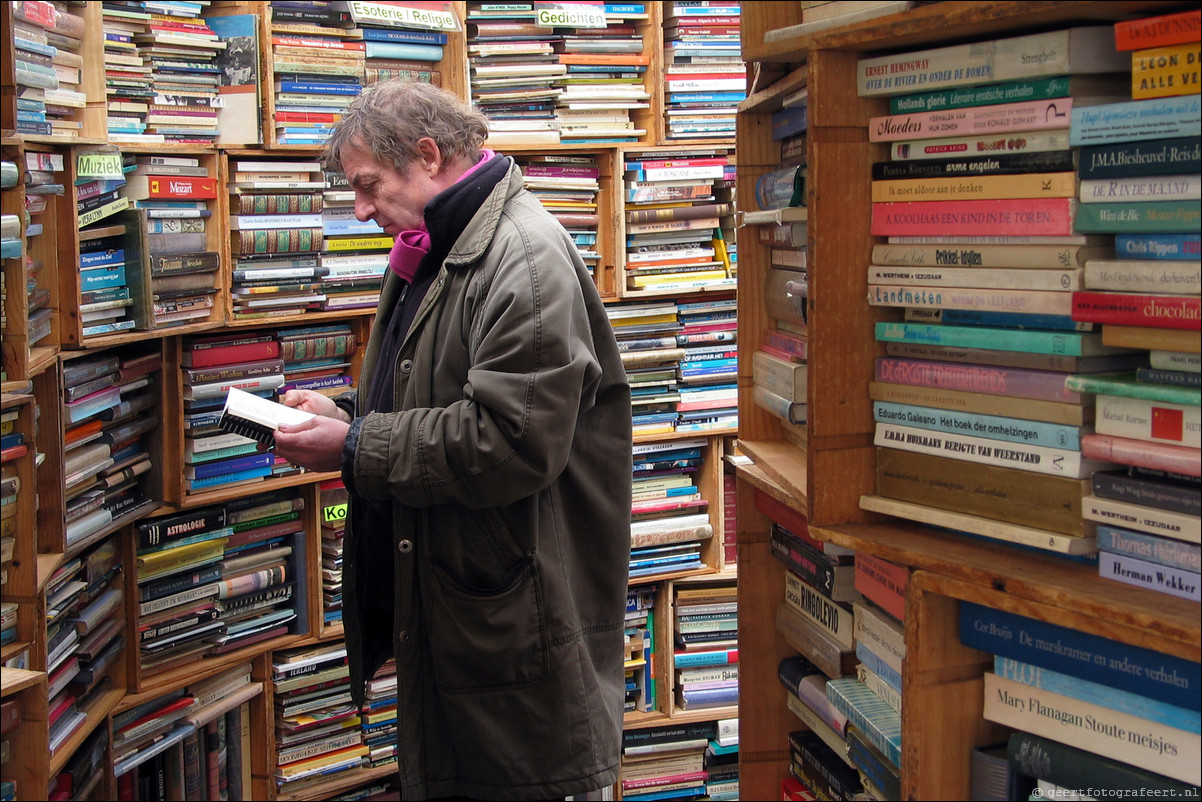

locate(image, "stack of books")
[[10, 1, 87, 139], [276, 323, 357, 402], [515, 154, 601, 277], [551, 3, 650, 144], [50, 726, 108, 801], [76, 148, 137, 338], [673, 583, 738, 712], [268, 1, 361, 146], [779, 653, 863, 798], [466, 2, 565, 144], [623, 149, 736, 296], [674, 297, 738, 434], [134, 491, 305, 676], [112, 662, 260, 800], [619, 721, 716, 802], [610, 300, 685, 437], [103, 3, 155, 143], [319, 479, 347, 627], [204, 11, 263, 147], [851, 24, 1169, 559], [662, 2, 743, 141], [630, 438, 713, 579], [229, 158, 329, 319], [357, 10, 446, 91], [1063, 9, 1201, 601], [272, 641, 368, 796], [133, 2, 225, 145], [44, 535, 124, 758], [705, 720, 740, 800], [20, 149, 65, 348], [361, 660, 399, 770], [624, 586, 656, 715], [961, 602, 1201, 791], [318, 171, 389, 312], [126, 154, 221, 329], [64, 348, 160, 548], [181, 332, 284, 494]]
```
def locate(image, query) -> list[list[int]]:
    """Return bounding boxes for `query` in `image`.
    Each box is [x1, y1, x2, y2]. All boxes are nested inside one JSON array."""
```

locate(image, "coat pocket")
[[426, 557, 549, 692]]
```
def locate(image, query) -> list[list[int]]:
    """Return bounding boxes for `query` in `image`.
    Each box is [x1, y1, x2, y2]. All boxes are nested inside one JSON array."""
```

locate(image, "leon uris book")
[[959, 601, 1201, 712]]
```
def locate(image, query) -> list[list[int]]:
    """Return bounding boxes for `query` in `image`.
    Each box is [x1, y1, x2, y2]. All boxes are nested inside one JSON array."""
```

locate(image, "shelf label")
[[536, 4, 607, 28], [76, 152, 124, 180], [347, 1, 460, 31]]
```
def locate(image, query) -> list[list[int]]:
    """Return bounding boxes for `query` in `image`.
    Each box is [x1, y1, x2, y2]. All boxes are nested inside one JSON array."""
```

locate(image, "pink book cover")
[[870, 98, 1074, 142], [1072, 290, 1202, 331], [871, 197, 1076, 236], [875, 357, 1086, 403], [1080, 433, 1201, 477]]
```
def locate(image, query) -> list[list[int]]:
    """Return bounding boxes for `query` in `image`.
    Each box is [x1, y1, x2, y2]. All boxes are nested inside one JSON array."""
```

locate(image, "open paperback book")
[[218, 387, 316, 446]]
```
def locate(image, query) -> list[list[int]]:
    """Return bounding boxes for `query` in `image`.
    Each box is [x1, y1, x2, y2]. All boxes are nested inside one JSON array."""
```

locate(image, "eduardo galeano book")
[[982, 672, 1200, 785]]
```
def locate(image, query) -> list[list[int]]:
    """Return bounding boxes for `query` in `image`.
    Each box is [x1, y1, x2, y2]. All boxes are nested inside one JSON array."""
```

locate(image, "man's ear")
[[415, 137, 442, 176]]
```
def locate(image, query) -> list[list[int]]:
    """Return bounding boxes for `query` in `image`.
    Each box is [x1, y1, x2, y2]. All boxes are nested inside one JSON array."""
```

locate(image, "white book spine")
[[982, 672, 1201, 785], [869, 265, 1083, 291], [1095, 395, 1201, 448], [853, 601, 906, 671], [1083, 494, 1202, 544], [857, 663, 903, 713], [784, 570, 855, 649], [874, 422, 1108, 478]]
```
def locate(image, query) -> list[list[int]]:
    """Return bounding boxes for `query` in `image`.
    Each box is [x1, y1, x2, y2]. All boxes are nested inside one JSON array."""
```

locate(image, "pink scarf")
[[387, 149, 496, 281]]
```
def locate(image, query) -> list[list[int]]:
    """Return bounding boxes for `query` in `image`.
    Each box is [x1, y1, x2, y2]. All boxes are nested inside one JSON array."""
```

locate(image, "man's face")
[[340, 138, 442, 237]]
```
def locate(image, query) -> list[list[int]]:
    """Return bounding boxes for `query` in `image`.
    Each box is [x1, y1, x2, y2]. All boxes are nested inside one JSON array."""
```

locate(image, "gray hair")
[[324, 80, 489, 174]]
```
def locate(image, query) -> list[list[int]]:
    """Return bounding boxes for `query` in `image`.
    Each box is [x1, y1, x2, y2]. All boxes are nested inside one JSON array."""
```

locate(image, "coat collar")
[[441, 158, 525, 267]]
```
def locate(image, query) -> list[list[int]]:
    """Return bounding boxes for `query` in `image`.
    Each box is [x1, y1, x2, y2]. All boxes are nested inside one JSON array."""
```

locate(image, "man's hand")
[[280, 389, 351, 423], [274, 415, 350, 473]]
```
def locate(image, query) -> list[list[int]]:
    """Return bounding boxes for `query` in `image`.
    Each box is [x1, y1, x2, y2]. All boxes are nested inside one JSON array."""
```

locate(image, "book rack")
[[734, 1, 1200, 800]]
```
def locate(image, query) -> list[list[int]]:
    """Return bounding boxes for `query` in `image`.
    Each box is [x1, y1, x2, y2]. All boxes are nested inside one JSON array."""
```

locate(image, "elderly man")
[[273, 80, 632, 800]]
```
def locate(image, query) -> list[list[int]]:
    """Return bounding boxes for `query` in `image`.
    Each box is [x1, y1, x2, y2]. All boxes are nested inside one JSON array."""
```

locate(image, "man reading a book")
[[272, 80, 633, 801]]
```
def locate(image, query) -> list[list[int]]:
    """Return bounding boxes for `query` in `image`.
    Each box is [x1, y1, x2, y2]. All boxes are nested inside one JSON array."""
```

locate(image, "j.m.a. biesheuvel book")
[[218, 388, 315, 446]]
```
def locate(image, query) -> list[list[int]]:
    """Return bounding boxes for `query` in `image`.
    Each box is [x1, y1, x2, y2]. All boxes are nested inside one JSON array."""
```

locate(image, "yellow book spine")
[[1131, 42, 1202, 99], [323, 236, 393, 252], [870, 172, 1078, 202]]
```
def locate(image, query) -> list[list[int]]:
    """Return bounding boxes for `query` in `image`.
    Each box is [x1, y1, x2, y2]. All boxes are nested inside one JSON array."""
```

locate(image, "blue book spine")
[[996, 655, 1200, 735], [1115, 233, 1202, 261], [673, 649, 736, 668], [846, 732, 900, 799], [278, 82, 362, 95], [1070, 95, 1202, 147], [771, 104, 808, 141], [1078, 136, 1202, 180], [80, 248, 125, 268], [678, 684, 739, 706], [934, 308, 1090, 331], [80, 266, 128, 291], [855, 641, 902, 693], [1137, 367, 1201, 388], [190, 452, 274, 480], [1099, 551, 1202, 603], [360, 27, 447, 45], [875, 321, 1095, 356], [323, 219, 384, 236], [363, 41, 443, 62], [873, 401, 1083, 450], [188, 465, 274, 490], [959, 601, 1201, 712], [825, 678, 902, 768], [606, 3, 645, 14], [668, 91, 744, 104], [623, 785, 708, 802]]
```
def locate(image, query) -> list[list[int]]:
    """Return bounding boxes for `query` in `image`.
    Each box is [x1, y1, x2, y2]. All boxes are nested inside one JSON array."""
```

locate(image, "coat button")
[[400, 359, 413, 374], [398, 539, 413, 553], [399, 630, 410, 643]]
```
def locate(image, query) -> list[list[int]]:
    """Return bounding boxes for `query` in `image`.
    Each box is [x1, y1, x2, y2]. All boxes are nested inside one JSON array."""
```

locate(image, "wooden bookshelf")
[[0, 3, 749, 798], [734, 2, 1201, 801]]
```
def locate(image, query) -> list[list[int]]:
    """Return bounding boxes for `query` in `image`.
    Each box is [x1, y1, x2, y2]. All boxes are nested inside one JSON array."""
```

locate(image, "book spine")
[[1084, 259, 1202, 294], [959, 601, 1201, 711], [1083, 492, 1201, 543], [1096, 395, 1200, 448], [876, 421, 1102, 478], [857, 663, 903, 713], [1008, 731, 1196, 796], [825, 677, 902, 768], [769, 528, 838, 598], [853, 554, 907, 623], [1080, 173, 1201, 203], [855, 640, 902, 692], [870, 98, 1075, 142], [888, 74, 1111, 114], [890, 129, 1072, 160], [1092, 470, 1201, 517], [1072, 290, 1201, 330], [982, 672, 1199, 785], [874, 242, 1100, 267], [871, 198, 1077, 236], [1078, 136, 1201, 180], [1070, 96, 1202, 147], [875, 400, 1085, 450], [1114, 8, 1202, 50], [854, 602, 906, 668], [1075, 200, 1202, 234], [876, 356, 1083, 403], [783, 571, 855, 649], [870, 264, 1081, 290], [1132, 42, 1202, 100]]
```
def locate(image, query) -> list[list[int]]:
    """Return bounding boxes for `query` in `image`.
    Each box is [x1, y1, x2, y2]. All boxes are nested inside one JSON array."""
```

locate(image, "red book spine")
[[1071, 291, 1202, 331], [275, 112, 340, 123], [1081, 433, 1201, 477], [753, 488, 834, 555], [1114, 8, 1201, 50], [854, 553, 908, 622], [147, 177, 219, 200], [271, 35, 366, 51], [871, 198, 1076, 236], [183, 341, 282, 369]]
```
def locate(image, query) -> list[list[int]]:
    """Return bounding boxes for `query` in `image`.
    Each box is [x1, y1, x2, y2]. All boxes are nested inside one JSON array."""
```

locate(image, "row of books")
[[848, 12, 1200, 572], [466, 1, 650, 146], [618, 718, 738, 801], [661, 2, 744, 141], [0, 403, 28, 600], [10, 0, 89, 139]]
